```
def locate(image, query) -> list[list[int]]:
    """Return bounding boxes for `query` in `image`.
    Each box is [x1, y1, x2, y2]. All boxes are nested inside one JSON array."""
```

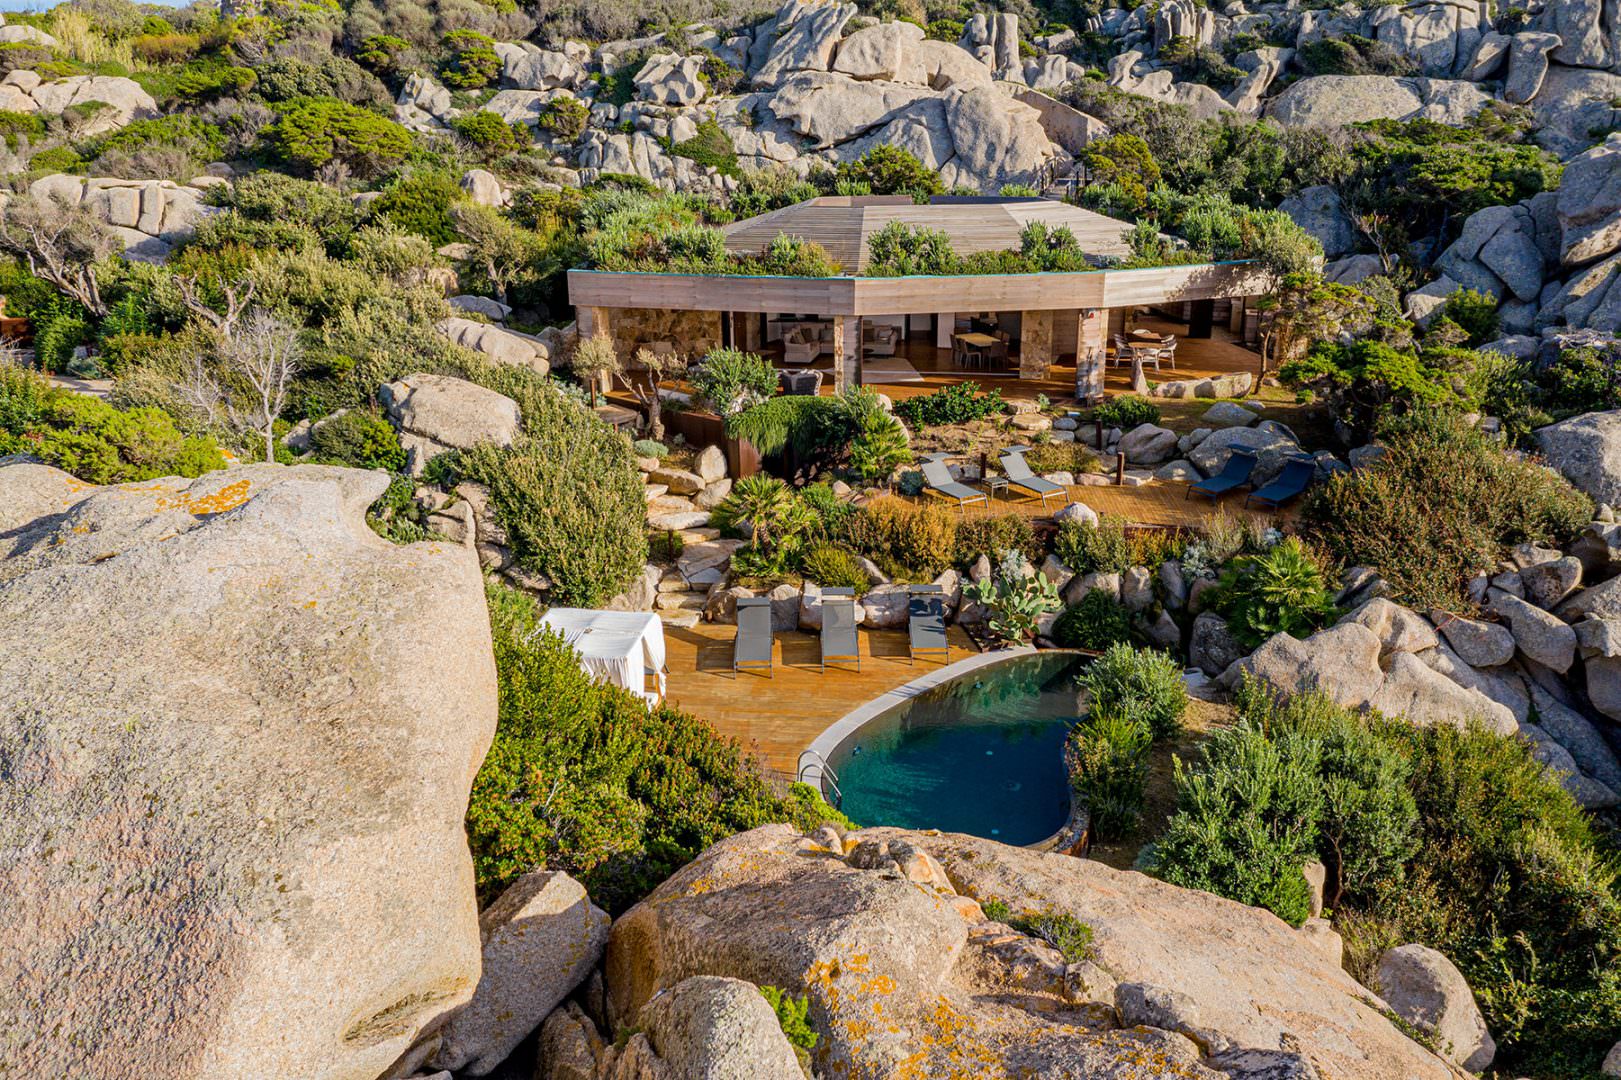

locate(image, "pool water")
[[828, 652, 1085, 846]]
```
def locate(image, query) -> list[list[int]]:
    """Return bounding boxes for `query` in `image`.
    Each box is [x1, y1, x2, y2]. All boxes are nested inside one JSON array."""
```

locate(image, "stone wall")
[[604, 307, 723, 363], [1018, 308, 1055, 379]]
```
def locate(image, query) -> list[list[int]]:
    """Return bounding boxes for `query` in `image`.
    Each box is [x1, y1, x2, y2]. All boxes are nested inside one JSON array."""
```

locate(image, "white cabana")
[[539, 608, 667, 705]]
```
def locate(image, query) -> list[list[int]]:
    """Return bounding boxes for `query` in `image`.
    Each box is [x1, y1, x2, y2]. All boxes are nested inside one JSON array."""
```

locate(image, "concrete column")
[[1018, 309, 1055, 380], [1075, 307, 1108, 403], [832, 315, 860, 392]]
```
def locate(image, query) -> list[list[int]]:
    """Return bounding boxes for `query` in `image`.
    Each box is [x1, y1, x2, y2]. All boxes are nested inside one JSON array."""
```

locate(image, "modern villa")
[[567, 194, 1272, 403]]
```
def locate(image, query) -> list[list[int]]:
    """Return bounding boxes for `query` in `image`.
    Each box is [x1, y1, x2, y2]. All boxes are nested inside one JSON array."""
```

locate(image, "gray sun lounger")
[[1244, 456, 1316, 510], [999, 447, 1065, 509], [820, 587, 860, 673], [1186, 450, 1257, 502], [920, 454, 987, 511], [908, 585, 950, 665], [734, 596, 774, 676]]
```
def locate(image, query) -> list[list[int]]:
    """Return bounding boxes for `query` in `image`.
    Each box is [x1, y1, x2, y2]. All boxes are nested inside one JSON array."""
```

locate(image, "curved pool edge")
[[802, 646, 1090, 852]]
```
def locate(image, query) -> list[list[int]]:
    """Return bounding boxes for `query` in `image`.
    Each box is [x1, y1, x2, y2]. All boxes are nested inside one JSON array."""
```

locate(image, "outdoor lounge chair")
[[920, 454, 988, 512], [733, 596, 774, 677], [1186, 449, 1257, 502], [907, 585, 950, 665], [998, 447, 1065, 509], [820, 587, 861, 673], [1244, 456, 1316, 510]]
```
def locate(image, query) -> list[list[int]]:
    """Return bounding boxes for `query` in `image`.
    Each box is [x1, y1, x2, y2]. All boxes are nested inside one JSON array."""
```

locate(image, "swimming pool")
[[819, 651, 1086, 847]]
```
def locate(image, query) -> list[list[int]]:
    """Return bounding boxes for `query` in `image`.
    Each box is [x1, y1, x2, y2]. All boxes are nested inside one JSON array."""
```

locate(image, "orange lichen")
[[155, 479, 253, 517]]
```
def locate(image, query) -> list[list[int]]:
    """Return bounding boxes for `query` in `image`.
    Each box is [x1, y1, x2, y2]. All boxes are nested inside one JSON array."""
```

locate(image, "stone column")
[[735, 311, 762, 353], [1075, 307, 1107, 403], [1018, 309, 1055, 380], [832, 315, 861, 392]]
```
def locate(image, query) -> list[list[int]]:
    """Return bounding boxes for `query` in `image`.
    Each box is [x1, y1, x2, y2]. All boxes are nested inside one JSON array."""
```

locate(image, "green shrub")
[[752, 231, 841, 276], [452, 109, 531, 160], [263, 96, 412, 177], [1091, 394, 1160, 429], [690, 348, 779, 416], [1082, 642, 1187, 740], [849, 407, 913, 482], [835, 145, 942, 201], [456, 384, 648, 606], [981, 902, 1097, 962], [30, 297, 92, 376], [1054, 515, 1131, 575], [1438, 288, 1500, 347], [1052, 590, 1135, 651], [0, 108, 44, 150], [1067, 706, 1151, 841], [1298, 34, 1415, 76], [632, 438, 668, 459], [799, 542, 868, 592], [962, 550, 1062, 645], [668, 117, 738, 177], [0, 363, 224, 483], [539, 95, 589, 140], [1303, 413, 1592, 609], [1208, 537, 1338, 649], [468, 583, 849, 913], [759, 985, 818, 1063], [954, 512, 1039, 567], [893, 382, 1004, 428], [370, 170, 463, 245], [439, 29, 500, 89], [845, 495, 959, 578], [1152, 719, 1323, 927], [307, 407, 405, 471]]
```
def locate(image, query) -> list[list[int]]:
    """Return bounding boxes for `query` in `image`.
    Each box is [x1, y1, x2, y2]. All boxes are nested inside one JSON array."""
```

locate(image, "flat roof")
[[719, 195, 1138, 274]]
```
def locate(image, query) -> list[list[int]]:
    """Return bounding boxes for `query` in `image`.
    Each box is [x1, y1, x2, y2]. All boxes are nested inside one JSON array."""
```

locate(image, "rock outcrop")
[[600, 824, 1458, 1079], [379, 373, 522, 476], [0, 462, 497, 1080]]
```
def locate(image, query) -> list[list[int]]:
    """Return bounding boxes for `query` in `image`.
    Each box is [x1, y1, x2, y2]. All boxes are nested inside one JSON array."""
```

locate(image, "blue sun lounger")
[[1244, 456, 1316, 510], [1186, 450, 1257, 503]]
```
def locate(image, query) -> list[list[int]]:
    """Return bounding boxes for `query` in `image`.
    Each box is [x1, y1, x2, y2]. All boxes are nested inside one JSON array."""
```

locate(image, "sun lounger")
[[1186, 450, 1257, 502], [998, 447, 1065, 509], [1244, 456, 1316, 510], [920, 454, 987, 511], [908, 585, 950, 665], [734, 597, 774, 676], [820, 587, 860, 673]]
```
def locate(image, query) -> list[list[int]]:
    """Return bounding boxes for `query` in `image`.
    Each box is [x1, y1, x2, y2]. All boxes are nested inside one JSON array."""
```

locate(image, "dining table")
[[954, 332, 999, 370]]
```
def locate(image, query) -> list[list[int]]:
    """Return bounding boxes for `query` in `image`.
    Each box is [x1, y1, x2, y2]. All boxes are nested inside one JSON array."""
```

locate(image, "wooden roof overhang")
[[568, 261, 1270, 318]]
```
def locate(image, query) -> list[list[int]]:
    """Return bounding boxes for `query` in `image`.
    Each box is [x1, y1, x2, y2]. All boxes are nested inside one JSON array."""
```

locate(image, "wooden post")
[[1115, 452, 1125, 486]]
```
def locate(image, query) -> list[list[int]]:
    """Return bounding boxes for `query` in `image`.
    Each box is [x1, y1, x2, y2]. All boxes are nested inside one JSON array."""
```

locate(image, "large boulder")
[[431, 870, 610, 1075], [832, 20, 925, 82], [437, 317, 551, 375], [1190, 611, 1245, 676], [754, 0, 856, 85], [1556, 132, 1621, 267], [0, 463, 496, 1079], [379, 373, 522, 476], [605, 824, 1459, 1079], [635, 52, 707, 105], [1265, 74, 1422, 127], [28, 75, 157, 134], [1279, 184, 1356, 259], [1375, 944, 1496, 1072], [940, 83, 1055, 192], [1489, 588, 1578, 672], [1223, 623, 1385, 709], [637, 975, 805, 1077], [762, 70, 933, 148], [1367, 652, 1518, 735], [1534, 410, 1621, 506], [1187, 424, 1303, 487]]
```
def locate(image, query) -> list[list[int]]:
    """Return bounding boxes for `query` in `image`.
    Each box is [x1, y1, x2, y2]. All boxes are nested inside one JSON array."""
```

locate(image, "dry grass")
[[49, 10, 141, 69]]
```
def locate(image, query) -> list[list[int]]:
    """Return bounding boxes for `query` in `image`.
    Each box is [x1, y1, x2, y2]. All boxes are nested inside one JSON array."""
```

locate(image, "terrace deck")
[[661, 622, 979, 779]]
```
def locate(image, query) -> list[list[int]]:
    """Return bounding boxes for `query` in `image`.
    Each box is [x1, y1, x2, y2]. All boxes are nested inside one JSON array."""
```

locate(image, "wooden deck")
[[662, 622, 980, 778]]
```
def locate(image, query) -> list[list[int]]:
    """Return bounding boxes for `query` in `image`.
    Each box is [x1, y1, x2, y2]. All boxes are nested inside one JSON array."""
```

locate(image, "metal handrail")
[[796, 749, 843, 808]]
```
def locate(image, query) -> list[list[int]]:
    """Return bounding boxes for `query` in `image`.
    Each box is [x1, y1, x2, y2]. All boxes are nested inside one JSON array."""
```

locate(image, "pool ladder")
[[796, 750, 844, 809]]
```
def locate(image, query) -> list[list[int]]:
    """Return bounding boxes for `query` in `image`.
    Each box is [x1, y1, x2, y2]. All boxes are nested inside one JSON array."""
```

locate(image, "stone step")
[[658, 610, 701, 629], [656, 593, 707, 612]]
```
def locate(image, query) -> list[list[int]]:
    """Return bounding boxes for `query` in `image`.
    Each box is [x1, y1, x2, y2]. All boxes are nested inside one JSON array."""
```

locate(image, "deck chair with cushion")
[[920, 454, 988, 512], [1186, 449, 1257, 502], [733, 596, 775, 677], [1245, 456, 1316, 510], [907, 585, 950, 665], [820, 587, 861, 673], [998, 447, 1065, 510]]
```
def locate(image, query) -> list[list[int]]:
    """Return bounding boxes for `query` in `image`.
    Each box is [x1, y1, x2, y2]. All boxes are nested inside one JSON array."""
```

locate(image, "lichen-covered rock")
[[638, 975, 805, 1078], [0, 462, 496, 1080], [605, 825, 1457, 1080]]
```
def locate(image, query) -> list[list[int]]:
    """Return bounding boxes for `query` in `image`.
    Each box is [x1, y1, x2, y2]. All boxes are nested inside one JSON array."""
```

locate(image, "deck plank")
[[663, 623, 978, 779]]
